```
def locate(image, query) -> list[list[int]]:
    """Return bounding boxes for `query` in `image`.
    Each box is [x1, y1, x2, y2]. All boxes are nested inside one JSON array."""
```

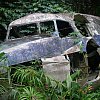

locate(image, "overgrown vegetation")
[[0, 64, 100, 100], [0, 0, 71, 32], [0, 52, 100, 100]]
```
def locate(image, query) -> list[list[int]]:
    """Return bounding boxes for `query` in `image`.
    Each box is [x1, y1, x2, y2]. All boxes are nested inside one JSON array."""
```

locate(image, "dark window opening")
[[86, 39, 100, 72], [74, 14, 90, 37], [56, 20, 74, 38], [40, 21, 55, 36], [0, 25, 6, 43], [9, 23, 38, 39]]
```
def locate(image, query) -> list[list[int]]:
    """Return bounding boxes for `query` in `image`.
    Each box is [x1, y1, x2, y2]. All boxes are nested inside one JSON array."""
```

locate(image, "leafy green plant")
[[8, 88, 19, 100], [0, 51, 100, 100], [0, 52, 6, 62], [12, 67, 38, 85], [18, 86, 44, 100], [0, 64, 100, 100], [0, 85, 7, 95]]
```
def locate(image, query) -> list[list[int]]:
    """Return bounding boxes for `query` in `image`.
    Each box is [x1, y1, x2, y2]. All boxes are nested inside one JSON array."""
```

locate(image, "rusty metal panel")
[[9, 13, 68, 27], [0, 36, 91, 66], [1, 35, 99, 66], [1, 37, 62, 66], [61, 37, 75, 51], [42, 55, 70, 81], [93, 35, 100, 46]]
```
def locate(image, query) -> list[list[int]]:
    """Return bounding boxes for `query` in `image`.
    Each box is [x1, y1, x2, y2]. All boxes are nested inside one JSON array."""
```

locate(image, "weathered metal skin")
[[93, 35, 100, 46], [0, 36, 78, 66], [1, 34, 99, 66], [0, 13, 100, 66]]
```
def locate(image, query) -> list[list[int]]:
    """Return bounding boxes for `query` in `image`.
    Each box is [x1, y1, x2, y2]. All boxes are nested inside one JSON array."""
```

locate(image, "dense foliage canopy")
[[0, 0, 100, 33]]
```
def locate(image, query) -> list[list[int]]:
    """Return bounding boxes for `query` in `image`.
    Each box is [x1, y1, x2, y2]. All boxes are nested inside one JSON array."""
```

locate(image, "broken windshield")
[[9, 23, 38, 39], [40, 21, 55, 36], [56, 20, 74, 37], [8, 20, 57, 40]]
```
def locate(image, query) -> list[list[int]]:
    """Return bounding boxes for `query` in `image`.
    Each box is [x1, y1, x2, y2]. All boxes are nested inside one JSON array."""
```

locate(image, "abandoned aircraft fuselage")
[[0, 13, 100, 67]]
